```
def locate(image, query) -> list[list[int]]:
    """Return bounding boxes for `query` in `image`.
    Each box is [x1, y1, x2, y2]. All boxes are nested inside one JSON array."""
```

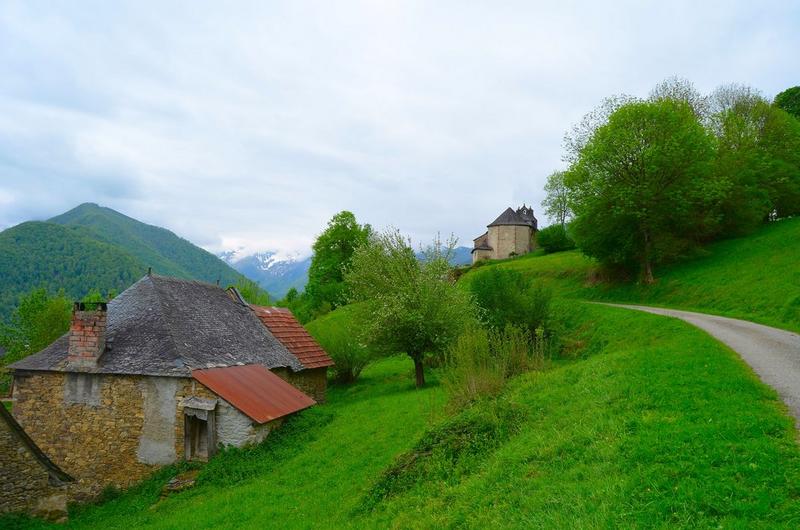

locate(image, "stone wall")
[[487, 225, 533, 260], [0, 408, 67, 517], [275, 367, 328, 403], [472, 248, 493, 264], [12, 372, 157, 493], [11, 367, 312, 495]]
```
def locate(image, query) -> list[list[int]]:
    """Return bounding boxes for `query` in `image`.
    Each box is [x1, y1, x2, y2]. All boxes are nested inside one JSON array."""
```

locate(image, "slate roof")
[[9, 275, 304, 377], [251, 306, 334, 369], [487, 207, 537, 228]]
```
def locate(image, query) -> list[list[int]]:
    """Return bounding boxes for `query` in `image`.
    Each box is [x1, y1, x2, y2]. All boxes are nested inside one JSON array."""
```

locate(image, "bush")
[[443, 326, 547, 410], [537, 224, 576, 254], [306, 314, 373, 383], [468, 268, 552, 334]]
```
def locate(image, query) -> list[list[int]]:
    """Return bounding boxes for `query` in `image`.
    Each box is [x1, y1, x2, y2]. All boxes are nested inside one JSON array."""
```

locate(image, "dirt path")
[[600, 304, 800, 425]]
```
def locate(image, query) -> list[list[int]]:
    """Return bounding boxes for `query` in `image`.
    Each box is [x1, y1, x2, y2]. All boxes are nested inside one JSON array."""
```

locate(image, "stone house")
[[471, 205, 538, 263], [6, 274, 334, 497]]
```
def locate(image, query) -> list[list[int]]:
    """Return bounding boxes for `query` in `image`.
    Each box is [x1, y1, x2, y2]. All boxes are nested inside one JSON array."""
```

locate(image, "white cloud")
[[0, 0, 798, 254]]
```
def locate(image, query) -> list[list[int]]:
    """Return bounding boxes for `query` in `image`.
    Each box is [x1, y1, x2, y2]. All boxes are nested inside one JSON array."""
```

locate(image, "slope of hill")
[[11, 303, 800, 528], [0, 204, 246, 319], [0, 222, 143, 316], [50, 203, 243, 288], [462, 218, 800, 332]]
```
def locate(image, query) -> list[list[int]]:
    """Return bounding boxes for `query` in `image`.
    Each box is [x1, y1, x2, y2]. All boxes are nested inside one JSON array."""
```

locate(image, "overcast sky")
[[1, 1, 798, 257]]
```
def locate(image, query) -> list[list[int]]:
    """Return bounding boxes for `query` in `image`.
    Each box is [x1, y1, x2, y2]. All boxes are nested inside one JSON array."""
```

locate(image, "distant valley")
[[219, 250, 312, 299]]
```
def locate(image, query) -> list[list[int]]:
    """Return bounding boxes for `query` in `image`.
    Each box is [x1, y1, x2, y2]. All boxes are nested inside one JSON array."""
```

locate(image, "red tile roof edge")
[[250, 305, 335, 369]]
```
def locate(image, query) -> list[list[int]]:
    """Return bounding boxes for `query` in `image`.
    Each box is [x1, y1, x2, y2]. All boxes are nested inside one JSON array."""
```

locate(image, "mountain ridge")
[[0, 203, 247, 319]]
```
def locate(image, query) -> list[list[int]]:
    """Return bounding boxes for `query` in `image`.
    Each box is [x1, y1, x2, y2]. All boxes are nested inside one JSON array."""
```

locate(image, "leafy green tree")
[[709, 88, 800, 230], [284, 287, 299, 303], [306, 211, 372, 313], [542, 170, 571, 227], [345, 230, 475, 387], [0, 288, 72, 393], [775, 86, 800, 119], [567, 99, 718, 283], [536, 224, 575, 254]]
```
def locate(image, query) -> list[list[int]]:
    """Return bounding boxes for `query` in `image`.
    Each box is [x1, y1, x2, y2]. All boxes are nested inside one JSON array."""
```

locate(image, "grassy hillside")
[[0, 204, 246, 319], [0, 222, 143, 317], [463, 218, 800, 331], [50, 203, 243, 287], [8, 303, 800, 528]]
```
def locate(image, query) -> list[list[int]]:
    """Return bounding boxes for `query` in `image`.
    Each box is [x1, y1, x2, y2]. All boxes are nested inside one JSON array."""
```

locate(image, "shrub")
[[537, 224, 576, 253], [443, 326, 547, 410], [468, 268, 552, 334], [306, 317, 373, 383]]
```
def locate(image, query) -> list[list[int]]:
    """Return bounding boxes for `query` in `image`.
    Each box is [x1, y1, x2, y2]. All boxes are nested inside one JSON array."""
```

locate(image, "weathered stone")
[[31, 494, 68, 523]]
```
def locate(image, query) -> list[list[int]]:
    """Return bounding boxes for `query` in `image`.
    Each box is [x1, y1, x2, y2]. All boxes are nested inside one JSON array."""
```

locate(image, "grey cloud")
[[0, 1, 798, 253]]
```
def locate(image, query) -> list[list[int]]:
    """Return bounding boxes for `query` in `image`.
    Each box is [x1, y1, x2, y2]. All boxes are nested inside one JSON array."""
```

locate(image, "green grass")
[[3, 357, 445, 530], [362, 303, 800, 528], [462, 218, 800, 331], [8, 303, 800, 528]]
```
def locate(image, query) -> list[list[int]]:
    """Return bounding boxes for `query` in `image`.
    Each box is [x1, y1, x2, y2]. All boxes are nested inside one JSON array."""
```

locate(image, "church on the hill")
[[471, 205, 538, 264]]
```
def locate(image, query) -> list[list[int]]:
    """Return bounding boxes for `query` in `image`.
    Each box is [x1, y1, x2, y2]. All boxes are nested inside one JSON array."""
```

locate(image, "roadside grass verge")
[[361, 303, 800, 528], [461, 217, 800, 331]]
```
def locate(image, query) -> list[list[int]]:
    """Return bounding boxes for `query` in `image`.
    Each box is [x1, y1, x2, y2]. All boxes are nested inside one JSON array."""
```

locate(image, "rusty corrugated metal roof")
[[251, 306, 335, 369], [192, 364, 315, 424]]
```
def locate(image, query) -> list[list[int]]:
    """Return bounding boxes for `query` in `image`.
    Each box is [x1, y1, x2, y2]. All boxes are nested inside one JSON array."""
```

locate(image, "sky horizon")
[[1, 1, 798, 258]]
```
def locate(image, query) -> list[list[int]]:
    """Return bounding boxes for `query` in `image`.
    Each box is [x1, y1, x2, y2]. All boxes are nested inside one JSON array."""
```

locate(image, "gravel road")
[[600, 303, 800, 425]]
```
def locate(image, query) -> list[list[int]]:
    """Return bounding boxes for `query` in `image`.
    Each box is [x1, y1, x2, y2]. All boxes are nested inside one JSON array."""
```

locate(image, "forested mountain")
[[0, 204, 247, 319], [0, 221, 142, 317], [49, 203, 242, 286]]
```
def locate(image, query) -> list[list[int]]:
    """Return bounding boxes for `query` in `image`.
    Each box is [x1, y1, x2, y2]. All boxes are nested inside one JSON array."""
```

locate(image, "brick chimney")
[[66, 302, 108, 369]]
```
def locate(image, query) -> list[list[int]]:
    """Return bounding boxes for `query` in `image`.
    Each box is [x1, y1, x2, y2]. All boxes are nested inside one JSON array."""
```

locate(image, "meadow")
[[7, 302, 800, 528]]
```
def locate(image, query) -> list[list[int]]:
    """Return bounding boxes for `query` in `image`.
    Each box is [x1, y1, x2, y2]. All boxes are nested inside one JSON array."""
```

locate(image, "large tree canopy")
[[567, 99, 718, 283], [305, 211, 371, 312]]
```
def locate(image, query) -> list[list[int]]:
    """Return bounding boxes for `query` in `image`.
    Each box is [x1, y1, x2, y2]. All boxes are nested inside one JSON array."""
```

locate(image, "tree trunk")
[[413, 357, 425, 388], [641, 230, 655, 284], [642, 258, 654, 284]]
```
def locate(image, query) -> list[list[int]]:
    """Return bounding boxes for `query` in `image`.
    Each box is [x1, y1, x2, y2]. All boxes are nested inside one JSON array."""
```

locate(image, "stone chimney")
[[66, 302, 108, 369]]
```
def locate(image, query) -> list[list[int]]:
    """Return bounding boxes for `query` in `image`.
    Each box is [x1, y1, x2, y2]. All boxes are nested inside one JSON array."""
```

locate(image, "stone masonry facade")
[[275, 367, 328, 403], [11, 369, 309, 494], [0, 408, 67, 516]]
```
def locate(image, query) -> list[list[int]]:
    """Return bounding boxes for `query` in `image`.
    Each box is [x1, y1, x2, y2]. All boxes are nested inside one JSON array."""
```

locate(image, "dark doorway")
[[183, 407, 216, 461]]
